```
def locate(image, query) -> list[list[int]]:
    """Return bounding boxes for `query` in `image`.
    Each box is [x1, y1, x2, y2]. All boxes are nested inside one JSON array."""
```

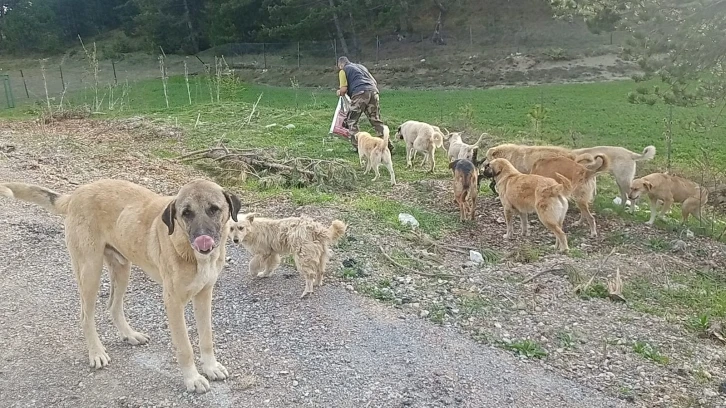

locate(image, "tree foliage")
[[552, 0, 726, 107]]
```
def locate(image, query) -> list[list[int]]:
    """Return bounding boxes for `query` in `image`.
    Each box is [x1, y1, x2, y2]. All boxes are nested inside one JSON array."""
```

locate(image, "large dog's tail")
[[578, 153, 611, 175], [0, 182, 71, 215], [473, 132, 486, 147], [327, 220, 347, 244], [431, 130, 445, 149], [378, 125, 391, 151], [632, 145, 656, 162], [538, 173, 572, 200]]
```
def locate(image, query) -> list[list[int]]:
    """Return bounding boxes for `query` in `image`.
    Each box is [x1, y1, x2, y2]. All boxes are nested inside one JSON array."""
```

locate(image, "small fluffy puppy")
[[573, 145, 656, 214], [449, 159, 478, 222], [530, 154, 610, 237], [628, 172, 708, 225], [447, 132, 486, 163], [229, 213, 347, 298], [356, 125, 396, 185], [395, 120, 446, 172], [482, 158, 572, 252]]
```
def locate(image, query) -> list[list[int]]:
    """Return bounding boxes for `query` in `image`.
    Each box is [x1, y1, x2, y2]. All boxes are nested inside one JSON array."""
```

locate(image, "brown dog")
[[356, 125, 396, 185], [482, 158, 572, 251], [449, 159, 478, 222], [530, 153, 610, 237], [628, 172, 709, 225], [0, 179, 242, 393]]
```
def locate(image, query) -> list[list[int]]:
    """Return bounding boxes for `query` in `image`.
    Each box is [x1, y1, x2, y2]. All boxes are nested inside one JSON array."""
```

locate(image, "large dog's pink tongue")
[[193, 235, 215, 252]]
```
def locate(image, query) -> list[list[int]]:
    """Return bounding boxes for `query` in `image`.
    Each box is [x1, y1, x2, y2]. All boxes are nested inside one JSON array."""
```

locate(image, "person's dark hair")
[[338, 56, 351, 66]]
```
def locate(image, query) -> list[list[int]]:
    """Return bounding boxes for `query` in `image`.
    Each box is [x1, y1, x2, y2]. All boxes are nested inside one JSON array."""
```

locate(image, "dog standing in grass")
[[628, 172, 709, 225], [229, 213, 347, 298], [482, 158, 572, 252], [356, 125, 396, 185], [449, 159, 478, 222]]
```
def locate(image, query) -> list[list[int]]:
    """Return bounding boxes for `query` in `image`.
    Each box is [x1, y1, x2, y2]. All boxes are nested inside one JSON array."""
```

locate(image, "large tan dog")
[[0, 179, 242, 394], [356, 125, 396, 185], [573, 145, 656, 213], [628, 172, 708, 225], [395, 120, 446, 172], [449, 159, 479, 222], [482, 158, 572, 251], [530, 154, 610, 237], [229, 213, 347, 298], [486, 143, 575, 174]]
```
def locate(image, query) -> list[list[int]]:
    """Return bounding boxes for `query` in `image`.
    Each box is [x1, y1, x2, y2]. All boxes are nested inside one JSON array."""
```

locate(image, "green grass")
[[8, 75, 726, 171], [504, 339, 548, 359], [626, 272, 726, 323], [632, 340, 670, 365]]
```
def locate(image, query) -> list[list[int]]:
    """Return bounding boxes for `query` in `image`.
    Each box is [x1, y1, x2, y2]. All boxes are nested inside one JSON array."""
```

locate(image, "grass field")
[[10, 76, 725, 170]]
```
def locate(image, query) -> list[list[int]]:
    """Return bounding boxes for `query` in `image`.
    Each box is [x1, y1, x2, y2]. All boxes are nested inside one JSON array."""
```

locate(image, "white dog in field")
[[395, 120, 446, 172], [447, 132, 486, 162]]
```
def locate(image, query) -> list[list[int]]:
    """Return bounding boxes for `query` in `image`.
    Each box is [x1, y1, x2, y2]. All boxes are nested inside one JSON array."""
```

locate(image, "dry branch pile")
[[177, 145, 357, 189]]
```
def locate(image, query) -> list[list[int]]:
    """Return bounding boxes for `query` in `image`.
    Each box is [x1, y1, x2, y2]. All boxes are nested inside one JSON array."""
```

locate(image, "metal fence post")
[[59, 65, 66, 91], [2, 75, 15, 109], [376, 36, 379, 63], [19, 70, 29, 98], [112, 60, 118, 85], [263, 42, 267, 69]]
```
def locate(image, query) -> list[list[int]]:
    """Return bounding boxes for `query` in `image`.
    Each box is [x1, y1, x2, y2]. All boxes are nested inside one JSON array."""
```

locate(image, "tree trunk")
[[181, 0, 199, 53], [348, 12, 360, 58], [431, 1, 448, 45], [329, 0, 349, 56]]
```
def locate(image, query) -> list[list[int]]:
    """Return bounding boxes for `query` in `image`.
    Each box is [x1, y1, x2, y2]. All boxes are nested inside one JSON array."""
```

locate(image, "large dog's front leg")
[[164, 291, 209, 394], [193, 286, 229, 383]]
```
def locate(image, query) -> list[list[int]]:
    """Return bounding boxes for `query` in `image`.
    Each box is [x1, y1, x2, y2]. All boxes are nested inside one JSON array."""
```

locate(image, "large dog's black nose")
[[233, 238, 239, 244]]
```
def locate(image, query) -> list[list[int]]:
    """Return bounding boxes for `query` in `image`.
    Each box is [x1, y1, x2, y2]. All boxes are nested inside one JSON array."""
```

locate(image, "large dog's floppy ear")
[[224, 191, 242, 222], [161, 200, 176, 235], [643, 180, 653, 191]]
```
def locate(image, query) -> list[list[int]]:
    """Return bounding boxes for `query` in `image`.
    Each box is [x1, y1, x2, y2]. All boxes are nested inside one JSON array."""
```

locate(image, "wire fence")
[[1, 27, 628, 109]]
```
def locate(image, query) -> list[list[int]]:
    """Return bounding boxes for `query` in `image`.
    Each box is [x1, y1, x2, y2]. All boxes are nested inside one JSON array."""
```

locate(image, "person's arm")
[[337, 70, 348, 96]]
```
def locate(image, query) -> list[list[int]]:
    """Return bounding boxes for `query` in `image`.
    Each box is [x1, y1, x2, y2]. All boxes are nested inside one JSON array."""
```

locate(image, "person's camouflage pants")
[[345, 91, 390, 151]]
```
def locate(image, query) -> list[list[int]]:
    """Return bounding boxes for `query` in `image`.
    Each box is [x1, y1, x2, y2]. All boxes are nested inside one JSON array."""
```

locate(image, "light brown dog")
[[395, 120, 446, 172], [628, 172, 708, 225], [356, 125, 396, 185], [449, 159, 479, 222], [482, 158, 572, 251], [486, 143, 576, 174], [574, 145, 656, 213], [530, 154, 610, 237], [0, 179, 242, 394], [229, 213, 347, 298]]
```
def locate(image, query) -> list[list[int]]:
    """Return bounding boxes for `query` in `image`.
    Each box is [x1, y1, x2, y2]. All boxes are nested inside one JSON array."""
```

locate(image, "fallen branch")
[[520, 267, 566, 285], [174, 145, 357, 188], [379, 246, 463, 280], [407, 230, 475, 255], [574, 247, 616, 295], [607, 267, 626, 302]]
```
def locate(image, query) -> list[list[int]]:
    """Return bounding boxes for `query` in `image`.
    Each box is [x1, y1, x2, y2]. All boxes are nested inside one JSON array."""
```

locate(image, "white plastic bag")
[[329, 95, 352, 139]]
